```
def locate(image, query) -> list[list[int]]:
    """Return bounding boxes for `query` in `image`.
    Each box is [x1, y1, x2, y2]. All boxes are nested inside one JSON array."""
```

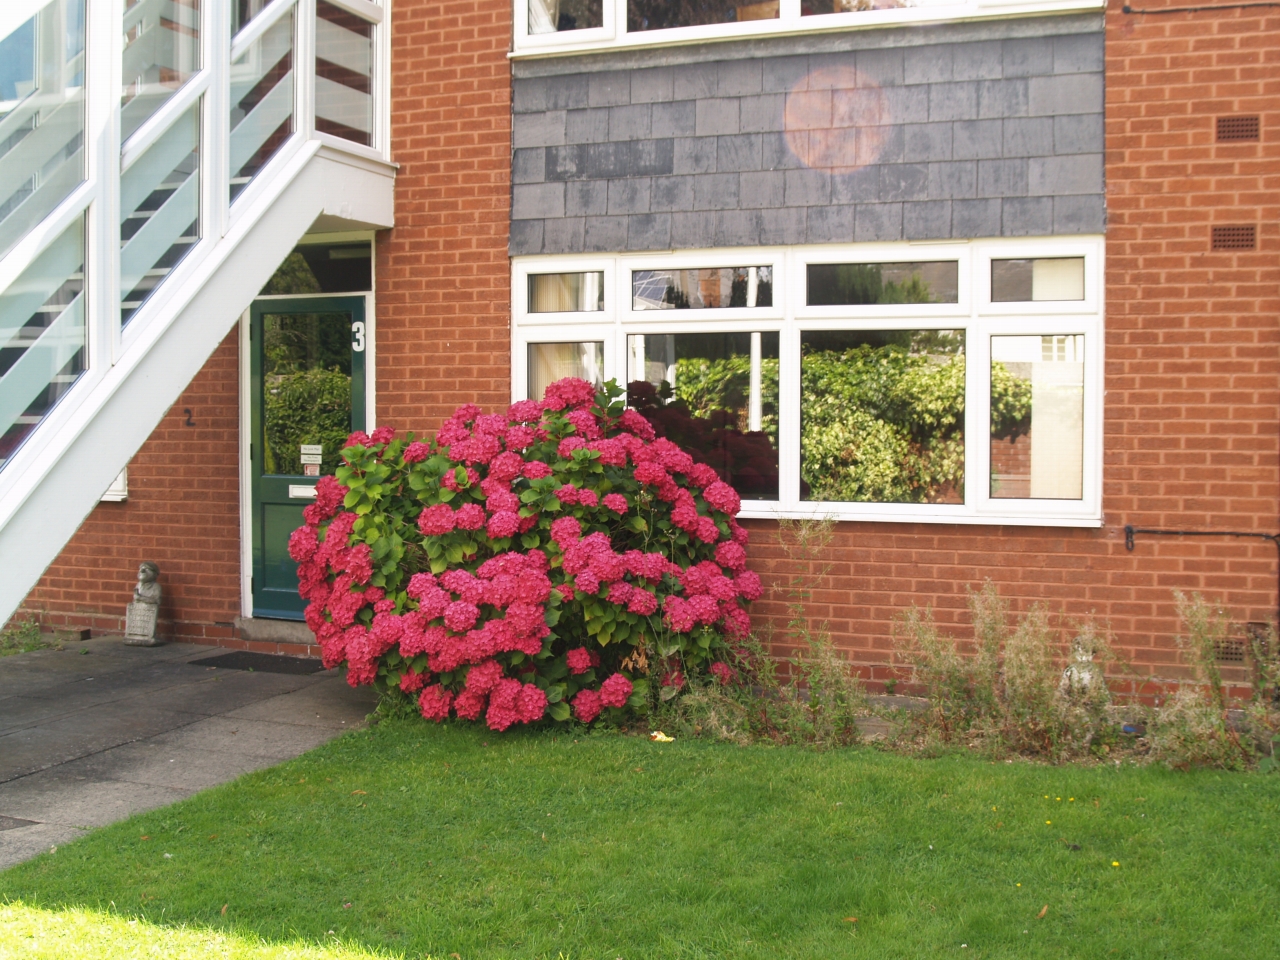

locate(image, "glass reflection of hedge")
[[800, 336, 1031, 504], [264, 367, 353, 476]]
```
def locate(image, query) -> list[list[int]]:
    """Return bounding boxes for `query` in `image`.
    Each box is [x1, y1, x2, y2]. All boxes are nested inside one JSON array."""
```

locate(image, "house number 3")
[[351, 321, 366, 352]]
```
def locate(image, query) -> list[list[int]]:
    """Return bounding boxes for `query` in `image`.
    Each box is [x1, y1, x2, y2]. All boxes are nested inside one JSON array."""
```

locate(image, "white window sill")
[[738, 503, 1103, 527], [510, 0, 1105, 61]]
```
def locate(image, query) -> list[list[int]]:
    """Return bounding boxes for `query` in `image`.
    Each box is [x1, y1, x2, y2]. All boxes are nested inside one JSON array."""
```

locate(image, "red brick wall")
[[746, 1, 1278, 690], [19, 330, 243, 644], [374, 0, 513, 429]]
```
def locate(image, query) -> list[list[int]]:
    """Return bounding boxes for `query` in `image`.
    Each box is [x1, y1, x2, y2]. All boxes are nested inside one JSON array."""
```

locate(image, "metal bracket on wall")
[[1124, 525, 1280, 621]]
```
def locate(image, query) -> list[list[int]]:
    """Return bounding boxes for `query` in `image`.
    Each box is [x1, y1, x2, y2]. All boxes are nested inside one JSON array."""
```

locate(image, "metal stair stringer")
[[0, 142, 395, 622]]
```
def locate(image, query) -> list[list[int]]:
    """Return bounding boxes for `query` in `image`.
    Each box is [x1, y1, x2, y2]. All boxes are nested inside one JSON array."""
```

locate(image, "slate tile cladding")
[[511, 14, 1104, 255]]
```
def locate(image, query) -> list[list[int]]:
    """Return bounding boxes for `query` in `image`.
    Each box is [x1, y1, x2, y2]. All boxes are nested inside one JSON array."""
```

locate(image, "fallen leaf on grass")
[[221, 904, 228, 915], [843, 917, 858, 923], [351, 790, 367, 795], [650, 731, 674, 742], [1037, 905, 1048, 919]]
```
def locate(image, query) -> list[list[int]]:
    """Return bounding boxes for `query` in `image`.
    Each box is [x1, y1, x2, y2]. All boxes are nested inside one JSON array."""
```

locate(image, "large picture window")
[[513, 0, 1098, 55], [513, 238, 1102, 526]]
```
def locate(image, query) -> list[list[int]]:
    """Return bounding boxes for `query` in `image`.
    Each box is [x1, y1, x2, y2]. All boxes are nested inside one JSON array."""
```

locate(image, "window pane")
[[121, 0, 201, 143], [529, 0, 604, 33], [800, 330, 965, 503], [263, 312, 353, 476], [991, 258, 1085, 302], [231, 0, 271, 36], [802, 0, 932, 13], [629, 0, 779, 31], [627, 332, 779, 500], [0, 0, 86, 262], [990, 335, 1083, 500], [120, 101, 200, 326], [529, 272, 603, 312], [0, 214, 85, 470], [261, 242, 372, 295], [632, 266, 772, 310], [229, 9, 293, 203], [807, 262, 958, 306], [528, 342, 603, 400], [315, 1, 373, 147]]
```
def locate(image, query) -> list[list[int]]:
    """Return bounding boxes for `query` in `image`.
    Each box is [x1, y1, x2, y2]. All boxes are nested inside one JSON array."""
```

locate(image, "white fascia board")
[[0, 148, 394, 621]]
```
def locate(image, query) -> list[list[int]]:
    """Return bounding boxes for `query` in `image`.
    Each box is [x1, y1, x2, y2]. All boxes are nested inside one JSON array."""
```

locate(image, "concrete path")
[[0, 637, 377, 870]]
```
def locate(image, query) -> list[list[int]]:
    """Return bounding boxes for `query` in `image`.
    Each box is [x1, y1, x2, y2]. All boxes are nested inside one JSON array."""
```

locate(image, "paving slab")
[[0, 639, 377, 871]]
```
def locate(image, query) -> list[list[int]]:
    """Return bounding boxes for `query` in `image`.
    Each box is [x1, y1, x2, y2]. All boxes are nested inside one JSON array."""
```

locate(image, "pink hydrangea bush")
[[290, 379, 760, 731]]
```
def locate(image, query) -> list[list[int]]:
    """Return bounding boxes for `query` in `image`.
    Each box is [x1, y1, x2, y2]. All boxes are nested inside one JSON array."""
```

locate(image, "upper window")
[[513, 238, 1103, 526], [514, 0, 1103, 54]]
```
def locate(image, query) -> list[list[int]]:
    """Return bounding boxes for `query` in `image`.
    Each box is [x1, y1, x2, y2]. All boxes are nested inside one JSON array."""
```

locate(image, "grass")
[[2, 721, 1278, 959], [0, 620, 55, 658]]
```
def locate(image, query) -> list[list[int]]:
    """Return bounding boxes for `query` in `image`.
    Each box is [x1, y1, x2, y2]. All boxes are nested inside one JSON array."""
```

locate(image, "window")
[[514, 238, 1102, 525], [529, 272, 603, 312], [229, 8, 294, 202], [513, 0, 1099, 55]]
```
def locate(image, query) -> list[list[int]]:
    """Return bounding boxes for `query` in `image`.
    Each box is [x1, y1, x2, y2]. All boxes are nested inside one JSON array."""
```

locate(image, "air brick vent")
[[1216, 116, 1260, 142], [1214, 639, 1246, 663], [1211, 225, 1256, 251]]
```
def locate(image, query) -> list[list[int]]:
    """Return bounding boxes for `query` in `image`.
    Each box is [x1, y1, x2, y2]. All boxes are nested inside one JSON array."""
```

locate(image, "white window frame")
[[511, 0, 1105, 58], [511, 235, 1105, 527]]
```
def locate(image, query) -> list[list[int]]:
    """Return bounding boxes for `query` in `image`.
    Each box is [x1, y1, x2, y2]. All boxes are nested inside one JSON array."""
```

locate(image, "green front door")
[[250, 297, 366, 620]]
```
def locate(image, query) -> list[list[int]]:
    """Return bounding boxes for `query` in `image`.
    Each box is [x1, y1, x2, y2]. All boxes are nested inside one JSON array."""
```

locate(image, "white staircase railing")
[[0, 0, 394, 622]]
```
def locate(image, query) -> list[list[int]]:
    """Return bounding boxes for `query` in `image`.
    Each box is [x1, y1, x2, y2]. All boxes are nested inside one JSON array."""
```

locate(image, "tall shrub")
[[290, 379, 760, 731]]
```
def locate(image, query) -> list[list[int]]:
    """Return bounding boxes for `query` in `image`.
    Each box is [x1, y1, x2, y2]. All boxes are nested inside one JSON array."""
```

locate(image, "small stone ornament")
[[1059, 629, 1106, 701], [124, 561, 164, 646]]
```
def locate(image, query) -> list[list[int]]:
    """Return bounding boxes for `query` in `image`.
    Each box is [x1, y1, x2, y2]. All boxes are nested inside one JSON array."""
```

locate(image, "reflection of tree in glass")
[[801, 334, 1030, 502], [809, 264, 938, 305], [264, 368, 352, 475], [663, 284, 690, 308], [628, 0, 748, 29], [671, 355, 779, 444], [262, 313, 352, 475], [261, 252, 321, 295]]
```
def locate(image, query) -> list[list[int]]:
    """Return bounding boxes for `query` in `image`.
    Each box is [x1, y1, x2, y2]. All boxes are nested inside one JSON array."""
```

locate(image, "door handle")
[[288, 485, 318, 499]]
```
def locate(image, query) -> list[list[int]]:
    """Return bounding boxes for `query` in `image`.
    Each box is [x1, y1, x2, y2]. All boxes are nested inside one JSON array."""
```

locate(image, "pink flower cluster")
[[294, 377, 759, 731]]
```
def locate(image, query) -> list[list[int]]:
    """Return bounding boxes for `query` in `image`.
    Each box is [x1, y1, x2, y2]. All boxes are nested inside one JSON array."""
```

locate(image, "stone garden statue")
[[123, 560, 164, 646], [1059, 626, 1107, 701]]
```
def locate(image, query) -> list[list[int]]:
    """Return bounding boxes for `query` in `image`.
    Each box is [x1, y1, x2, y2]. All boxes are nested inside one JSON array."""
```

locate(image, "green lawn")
[[2, 721, 1278, 959]]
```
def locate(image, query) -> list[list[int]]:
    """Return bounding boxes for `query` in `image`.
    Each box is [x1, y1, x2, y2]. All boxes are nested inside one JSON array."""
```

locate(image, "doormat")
[[190, 651, 325, 675]]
